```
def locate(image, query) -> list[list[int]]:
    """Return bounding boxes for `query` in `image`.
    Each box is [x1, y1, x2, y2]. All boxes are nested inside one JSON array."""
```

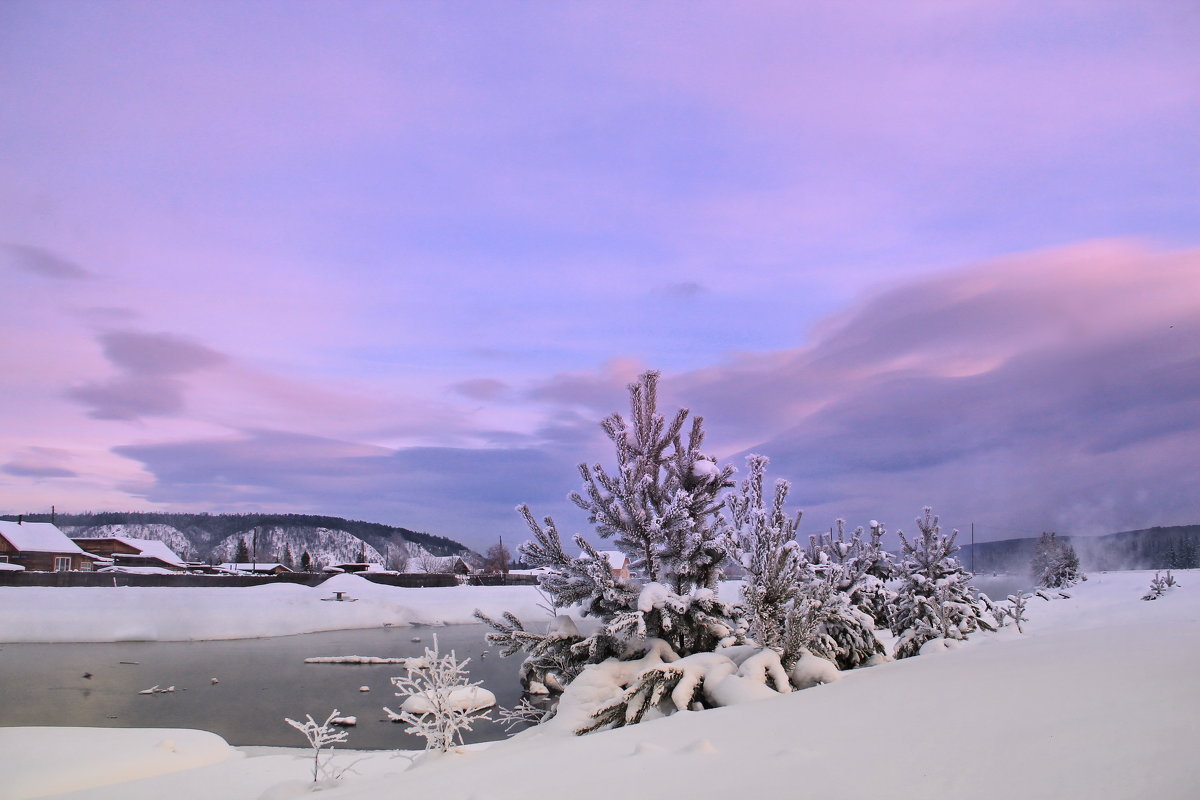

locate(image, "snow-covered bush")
[[890, 508, 991, 659], [1031, 532, 1084, 588], [723, 456, 890, 676], [284, 710, 349, 782], [478, 372, 747, 723], [988, 590, 1030, 633], [385, 634, 494, 752], [1142, 570, 1178, 601], [800, 521, 888, 669]]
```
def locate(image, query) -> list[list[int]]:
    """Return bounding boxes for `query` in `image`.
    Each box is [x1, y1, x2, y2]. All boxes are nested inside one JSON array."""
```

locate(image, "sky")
[[2, 1, 1198, 553]]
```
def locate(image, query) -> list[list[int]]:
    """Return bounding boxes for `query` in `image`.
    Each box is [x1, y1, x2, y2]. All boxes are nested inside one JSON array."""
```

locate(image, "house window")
[[0, 555, 8, 563], [79, 560, 94, 572], [54, 556, 71, 572]]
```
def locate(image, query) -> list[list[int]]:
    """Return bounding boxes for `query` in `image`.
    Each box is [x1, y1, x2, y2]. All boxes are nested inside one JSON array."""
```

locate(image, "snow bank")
[[0, 575, 547, 643], [0, 727, 235, 800], [5, 570, 1200, 800]]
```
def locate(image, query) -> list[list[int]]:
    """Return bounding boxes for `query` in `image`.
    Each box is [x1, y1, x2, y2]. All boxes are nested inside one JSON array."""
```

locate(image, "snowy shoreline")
[[0, 573, 549, 643], [3, 569, 1198, 799]]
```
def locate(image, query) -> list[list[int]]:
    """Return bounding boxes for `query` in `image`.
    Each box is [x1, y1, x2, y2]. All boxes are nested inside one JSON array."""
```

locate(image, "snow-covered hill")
[[19, 512, 477, 568], [210, 525, 428, 569]]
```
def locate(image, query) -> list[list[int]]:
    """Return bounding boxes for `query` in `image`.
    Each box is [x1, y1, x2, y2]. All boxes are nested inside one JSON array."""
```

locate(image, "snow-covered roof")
[[508, 567, 555, 576], [0, 521, 88, 555], [98, 565, 176, 575], [217, 562, 291, 572], [591, 550, 629, 569], [109, 537, 187, 568], [0, 561, 26, 571]]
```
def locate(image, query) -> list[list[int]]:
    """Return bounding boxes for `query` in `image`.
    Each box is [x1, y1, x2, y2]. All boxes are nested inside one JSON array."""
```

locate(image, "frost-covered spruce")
[[854, 520, 899, 629], [890, 507, 990, 659], [798, 521, 887, 669], [724, 454, 805, 657], [476, 371, 750, 727], [1031, 531, 1084, 588]]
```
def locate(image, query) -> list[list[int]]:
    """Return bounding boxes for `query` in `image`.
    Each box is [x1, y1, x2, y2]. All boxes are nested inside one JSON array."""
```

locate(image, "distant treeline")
[[960, 525, 1200, 574], [0, 510, 470, 559]]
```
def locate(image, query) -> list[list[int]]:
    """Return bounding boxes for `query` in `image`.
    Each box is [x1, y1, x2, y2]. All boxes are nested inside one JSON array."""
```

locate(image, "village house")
[[409, 555, 472, 575], [592, 550, 631, 579], [217, 562, 293, 575], [72, 537, 189, 572], [0, 520, 99, 572]]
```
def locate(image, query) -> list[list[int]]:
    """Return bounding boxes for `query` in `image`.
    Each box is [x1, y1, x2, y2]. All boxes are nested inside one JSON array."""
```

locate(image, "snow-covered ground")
[[4, 570, 1199, 799], [0, 574, 547, 642]]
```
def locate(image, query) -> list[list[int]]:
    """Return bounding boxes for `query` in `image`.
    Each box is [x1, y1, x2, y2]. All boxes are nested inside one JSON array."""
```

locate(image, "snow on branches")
[[724, 454, 805, 656], [480, 371, 746, 717], [1031, 532, 1084, 588], [891, 507, 991, 659], [384, 634, 494, 752], [284, 710, 350, 782]]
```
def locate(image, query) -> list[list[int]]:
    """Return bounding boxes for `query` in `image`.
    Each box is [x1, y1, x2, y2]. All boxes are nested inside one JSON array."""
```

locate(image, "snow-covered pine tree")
[[855, 520, 899, 629], [799, 521, 887, 669], [234, 537, 250, 563], [890, 507, 990, 659], [724, 454, 805, 657], [1031, 532, 1084, 588], [477, 371, 749, 727]]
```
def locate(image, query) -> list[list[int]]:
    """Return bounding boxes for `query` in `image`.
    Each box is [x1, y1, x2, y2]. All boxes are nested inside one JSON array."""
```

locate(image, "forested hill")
[[0, 511, 476, 568], [959, 524, 1200, 574]]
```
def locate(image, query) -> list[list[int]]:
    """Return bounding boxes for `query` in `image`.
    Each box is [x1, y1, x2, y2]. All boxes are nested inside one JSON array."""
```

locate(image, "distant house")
[[73, 537, 188, 572], [0, 520, 99, 572], [217, 562, 293, 575], [327, 562, 392, 574], [588, 550, 631, 579], [409, 555, 471, 575]]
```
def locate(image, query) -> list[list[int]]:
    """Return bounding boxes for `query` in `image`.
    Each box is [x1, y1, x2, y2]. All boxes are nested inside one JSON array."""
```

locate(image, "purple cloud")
[[2, 447, 78, 479], [672, 242, 1200, 539], [98, 330, 226, 376], [2, 243, 92, 280], [66, 330, 228, 420], [451, 378, 510, 401], [113, 429, 580, 549]]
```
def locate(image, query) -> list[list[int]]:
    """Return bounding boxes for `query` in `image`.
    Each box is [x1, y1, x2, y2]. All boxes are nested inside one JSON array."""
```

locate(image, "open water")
[[0, 624, 529, 749]]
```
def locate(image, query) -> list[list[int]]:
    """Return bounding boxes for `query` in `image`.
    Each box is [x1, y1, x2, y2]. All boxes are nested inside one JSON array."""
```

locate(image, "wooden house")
[[73, 537, 188, 572], [0, 520, 99, 572]]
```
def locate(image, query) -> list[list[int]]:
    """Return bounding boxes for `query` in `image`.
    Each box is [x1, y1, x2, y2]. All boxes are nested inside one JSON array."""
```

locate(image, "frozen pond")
[[0, 624, 531, 749]]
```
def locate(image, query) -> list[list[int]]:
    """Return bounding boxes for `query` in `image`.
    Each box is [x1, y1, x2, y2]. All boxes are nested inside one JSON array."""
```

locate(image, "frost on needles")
[[477, 371, 751, 728], [477, 371, 997, 735]]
